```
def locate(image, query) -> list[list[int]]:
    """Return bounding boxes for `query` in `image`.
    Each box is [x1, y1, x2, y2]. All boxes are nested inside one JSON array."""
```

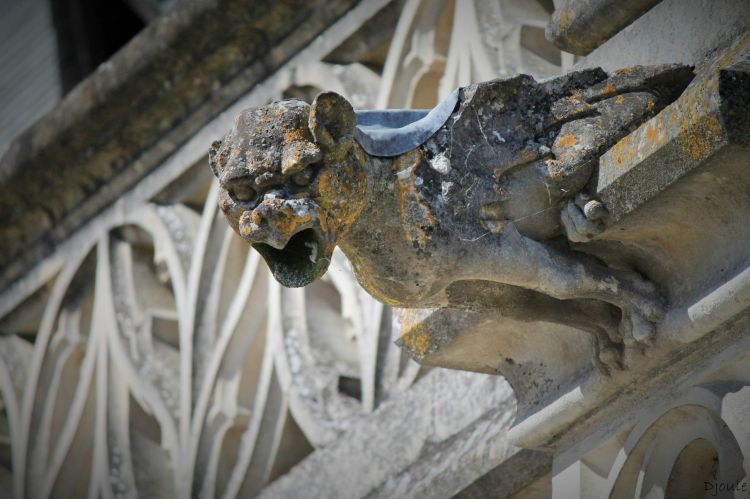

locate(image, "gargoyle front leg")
[[463, 225, 665, 347]]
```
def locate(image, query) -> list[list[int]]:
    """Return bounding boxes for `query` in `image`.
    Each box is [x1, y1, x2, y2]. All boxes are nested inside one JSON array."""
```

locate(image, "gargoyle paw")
[[594, 343, 625, 376], [609, 265, 667, 349], [620, 308, 659, 347], [561, 199, 605, 243]]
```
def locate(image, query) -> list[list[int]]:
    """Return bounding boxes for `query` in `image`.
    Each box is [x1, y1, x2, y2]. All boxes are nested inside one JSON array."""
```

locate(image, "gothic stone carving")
[[209, 65, 693, 373]]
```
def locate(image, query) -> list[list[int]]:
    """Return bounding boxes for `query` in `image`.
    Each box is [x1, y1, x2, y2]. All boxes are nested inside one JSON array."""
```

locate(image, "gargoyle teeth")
[[304, 240, 319, 262]]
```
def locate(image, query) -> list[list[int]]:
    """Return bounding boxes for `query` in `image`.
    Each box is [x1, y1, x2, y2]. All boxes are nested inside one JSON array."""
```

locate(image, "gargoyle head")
[[209, 92, 367, 287]]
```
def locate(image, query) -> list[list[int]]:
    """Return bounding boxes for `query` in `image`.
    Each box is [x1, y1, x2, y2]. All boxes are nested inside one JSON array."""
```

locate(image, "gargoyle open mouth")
[[253, 227, 330, 287]]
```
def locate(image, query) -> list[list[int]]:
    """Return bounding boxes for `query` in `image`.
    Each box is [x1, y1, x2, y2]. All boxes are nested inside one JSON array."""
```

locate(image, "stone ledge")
[[576, 0, 750, 72], [258, 369, 524, 499], [596, 35, 750, 222], [546, 0, 662, 56]]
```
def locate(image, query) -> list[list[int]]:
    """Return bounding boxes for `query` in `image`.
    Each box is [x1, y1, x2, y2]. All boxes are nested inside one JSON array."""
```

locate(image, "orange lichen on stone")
[[716, 32, 750, 70], [609, 137, 637, 168], [283, 128, 307, 144], [644, 124, 661, 144], [567, 89, 582, 104], [394, 149, 436, 250], [401, 330, 431, 358], [603, 75, 725, 171], [602, 83, 616, 96], [615, 95, 625, 105], [545, 158, 563, 181], [397, 310, 433, 358], [279, 211, 312, 237], [282, 147, 303, 170], [555, 134, 578, 149], [238, 210, 256, 237], [273, 105, 286, 118], [316, 155, 367, 240], [558, 8, 575, 29], [678, 115, 724, 161], [249, 209, 262, 225]]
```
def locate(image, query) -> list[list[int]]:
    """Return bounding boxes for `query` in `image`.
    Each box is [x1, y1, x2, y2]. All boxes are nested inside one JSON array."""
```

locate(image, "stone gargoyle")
[[209, 65, 693, 373]]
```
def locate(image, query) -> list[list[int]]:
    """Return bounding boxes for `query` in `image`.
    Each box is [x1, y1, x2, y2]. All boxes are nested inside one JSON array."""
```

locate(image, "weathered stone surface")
[[258, 368, 522, 499], [577, 0, 750, 72], [546, 0, 662, 56], [210, 28, 750, 491], [210, 64, 692, 378], [455, 449, 551, 499], [596, 40, 750, 223], [0, 0, 362, 294], [389, 38, 750, 452], [506, 34, 750, 453]]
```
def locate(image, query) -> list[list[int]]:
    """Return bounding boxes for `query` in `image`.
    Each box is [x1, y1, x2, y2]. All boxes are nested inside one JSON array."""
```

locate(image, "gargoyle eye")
[[228, 181, 257, 203], [291, 166, 314, 186]]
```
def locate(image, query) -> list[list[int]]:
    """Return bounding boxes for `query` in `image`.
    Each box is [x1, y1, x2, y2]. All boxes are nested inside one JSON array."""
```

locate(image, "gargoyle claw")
[[611, 268, 665, 347], [561, 199, 605, 242], [619, 310, 658, 346], [595, 344, 625, 376]]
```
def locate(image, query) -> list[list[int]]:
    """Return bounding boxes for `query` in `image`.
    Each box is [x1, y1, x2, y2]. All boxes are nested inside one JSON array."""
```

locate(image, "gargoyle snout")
[[221, 168, 289, 206], [220, 173, 257, 205], [238, 197, 320, 249]]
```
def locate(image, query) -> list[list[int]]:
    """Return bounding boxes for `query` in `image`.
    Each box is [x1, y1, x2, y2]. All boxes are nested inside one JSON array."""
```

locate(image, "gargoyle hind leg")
[[509, 293, 625, 375], [462, 224, 665, 347]]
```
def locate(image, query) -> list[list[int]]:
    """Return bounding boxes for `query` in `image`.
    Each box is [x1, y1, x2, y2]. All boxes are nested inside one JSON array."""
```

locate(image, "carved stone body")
[[209, 65, 693, 373]]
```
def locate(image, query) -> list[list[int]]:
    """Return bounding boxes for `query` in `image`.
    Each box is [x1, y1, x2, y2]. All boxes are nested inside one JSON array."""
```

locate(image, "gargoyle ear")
[[208, 139, 222, 177], [309, 92, 356, 151]]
